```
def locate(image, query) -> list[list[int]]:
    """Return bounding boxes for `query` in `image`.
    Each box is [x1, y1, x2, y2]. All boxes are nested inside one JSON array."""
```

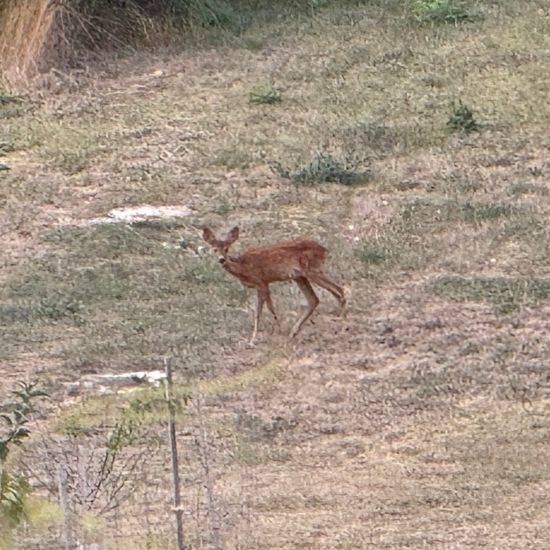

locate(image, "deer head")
[[202, 226, 240, 264]]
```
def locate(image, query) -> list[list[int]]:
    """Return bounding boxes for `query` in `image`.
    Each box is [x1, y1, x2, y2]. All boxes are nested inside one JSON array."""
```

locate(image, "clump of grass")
[[508, 182, 549, 196], [459, 201, 514, 222], [0, 141, 14, 156], [249, 85, 282, 105], [401, 198, 516, 225], [356, 242, 395, 266], [413, 0, 475, 24], [528, 165, 543, 177], [431, 276, 550, 313], [271, 153, 372, 186], [0, 93, 24, 119], [0, 92, 21, 105], [186, 0, 237, 28], [428, 172, 482, 194], [447, 100, 479, 133]]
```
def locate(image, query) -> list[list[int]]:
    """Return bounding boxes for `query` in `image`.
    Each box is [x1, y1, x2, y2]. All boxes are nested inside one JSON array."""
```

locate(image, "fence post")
[[58, 464, 73, 550], [164, 358, 185, 550]]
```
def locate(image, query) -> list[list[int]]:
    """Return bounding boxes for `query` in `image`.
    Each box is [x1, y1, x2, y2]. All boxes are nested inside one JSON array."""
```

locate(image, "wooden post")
[[58, 464, 73, 550], [164, 358, 185, 550]]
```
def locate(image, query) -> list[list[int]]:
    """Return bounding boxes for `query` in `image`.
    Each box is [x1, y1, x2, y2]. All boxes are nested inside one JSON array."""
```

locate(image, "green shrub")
[[447, 100, 479, 133], [271, 153, 372, 186], [413, 0, 474, 24], [1, 383, 48, 531]]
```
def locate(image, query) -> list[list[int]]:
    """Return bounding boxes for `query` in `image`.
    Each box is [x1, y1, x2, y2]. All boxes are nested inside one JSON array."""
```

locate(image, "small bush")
[[271, 153, 372, 186], [447, 100, 479, 133], [413, 0, 474, 24]]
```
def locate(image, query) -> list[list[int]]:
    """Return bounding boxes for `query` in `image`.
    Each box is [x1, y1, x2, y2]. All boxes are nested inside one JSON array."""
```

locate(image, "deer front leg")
[[290, 277, 320, 338], [264, 287, 281, 333], [250, 288, 266, 344]]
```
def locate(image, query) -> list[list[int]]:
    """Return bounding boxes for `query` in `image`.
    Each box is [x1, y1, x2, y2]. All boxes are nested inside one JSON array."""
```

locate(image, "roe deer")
[[202, 226, 346, 343]]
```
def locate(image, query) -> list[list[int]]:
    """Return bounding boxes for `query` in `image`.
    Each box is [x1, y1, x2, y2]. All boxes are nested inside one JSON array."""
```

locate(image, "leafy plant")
[[249, 85, 282, 105], [413, 0, 474, 24], [271, 153, 371, 186], [447, 100, 479, 133], [0, 470, 30, 530], [1, 382, 48, 530]]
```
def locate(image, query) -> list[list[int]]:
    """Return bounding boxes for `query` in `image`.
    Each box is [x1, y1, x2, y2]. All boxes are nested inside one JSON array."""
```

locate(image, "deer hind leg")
[[308, 271, 346, 310], [290, 276, 320, 338]]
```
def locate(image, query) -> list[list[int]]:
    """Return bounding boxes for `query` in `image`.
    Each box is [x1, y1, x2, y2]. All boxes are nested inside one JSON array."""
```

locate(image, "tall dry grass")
[[0, 0, 57, 86]]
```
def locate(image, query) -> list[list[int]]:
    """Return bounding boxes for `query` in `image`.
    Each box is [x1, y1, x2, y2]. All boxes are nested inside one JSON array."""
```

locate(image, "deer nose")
[[218, 256, 226, 265]]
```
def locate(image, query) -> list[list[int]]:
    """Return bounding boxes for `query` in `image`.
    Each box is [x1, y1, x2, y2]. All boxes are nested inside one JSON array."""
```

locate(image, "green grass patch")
[[355, 242, 396, 266], [431, 275, 550, 313], [338, 120, 443, 158], [412, 0, 477, 24], [447, 100, 480, 133], [249, 85, 282, 105], [271, 152, 372, 186], [0, 222, 246, 368]]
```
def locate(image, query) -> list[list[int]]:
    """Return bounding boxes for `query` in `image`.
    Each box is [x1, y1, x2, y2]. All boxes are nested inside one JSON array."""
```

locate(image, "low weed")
[[249, 85, 282, 105], [431, 275, 550, 313], [355, 242, 395, 266], [271, 153, 371, 186], [508, 182, 549, 196], [0, 92, 22, 107], [413, 0, 476, 24], [428, 172, 482, 195], [0, 140, 14, 156], [447, 100, 479, 133]]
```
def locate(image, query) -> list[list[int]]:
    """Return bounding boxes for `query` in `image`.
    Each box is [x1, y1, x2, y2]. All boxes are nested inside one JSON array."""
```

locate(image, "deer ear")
[[227, 226, 239, 243], [202, 226, 216, 244]]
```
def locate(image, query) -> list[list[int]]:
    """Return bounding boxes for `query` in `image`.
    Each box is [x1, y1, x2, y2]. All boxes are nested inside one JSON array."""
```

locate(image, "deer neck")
[[221, 255, 245, 277]]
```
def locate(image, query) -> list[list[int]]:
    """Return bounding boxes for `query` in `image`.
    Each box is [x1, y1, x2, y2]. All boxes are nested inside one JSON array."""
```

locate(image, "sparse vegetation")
[[271, 152, 372, 186], [447, 100, 480, 133], [413, 0, 475, 24], [249, 85, 282, 105], [431, 275, 550, 313], [1, 383, 48, 537], [356, 242, 394, 266], [2, 0, 550, 547]]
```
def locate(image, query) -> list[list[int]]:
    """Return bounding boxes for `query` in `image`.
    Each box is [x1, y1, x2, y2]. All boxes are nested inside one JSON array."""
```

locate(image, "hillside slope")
[[1, 1, 549, 548]]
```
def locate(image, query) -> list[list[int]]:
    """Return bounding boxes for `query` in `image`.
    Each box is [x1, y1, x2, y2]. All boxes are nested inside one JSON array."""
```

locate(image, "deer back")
[[225, 239, 327, 287]]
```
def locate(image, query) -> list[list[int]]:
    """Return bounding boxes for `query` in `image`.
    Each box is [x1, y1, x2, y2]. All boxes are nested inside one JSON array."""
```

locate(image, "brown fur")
[[203, 226, 345, 343]]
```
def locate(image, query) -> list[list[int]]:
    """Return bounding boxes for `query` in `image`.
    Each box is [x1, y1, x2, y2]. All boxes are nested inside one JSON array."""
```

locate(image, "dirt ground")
[[1, 2, 550, 548]]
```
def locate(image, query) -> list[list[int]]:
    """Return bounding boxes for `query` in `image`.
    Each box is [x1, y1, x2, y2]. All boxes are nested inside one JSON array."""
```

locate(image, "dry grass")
[[0, 0, 55, 85], [1, 0, 550, 548]]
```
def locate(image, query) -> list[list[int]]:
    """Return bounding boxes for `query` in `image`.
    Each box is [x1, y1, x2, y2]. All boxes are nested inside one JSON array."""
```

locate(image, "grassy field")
[[1, 0, 550, 548]]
